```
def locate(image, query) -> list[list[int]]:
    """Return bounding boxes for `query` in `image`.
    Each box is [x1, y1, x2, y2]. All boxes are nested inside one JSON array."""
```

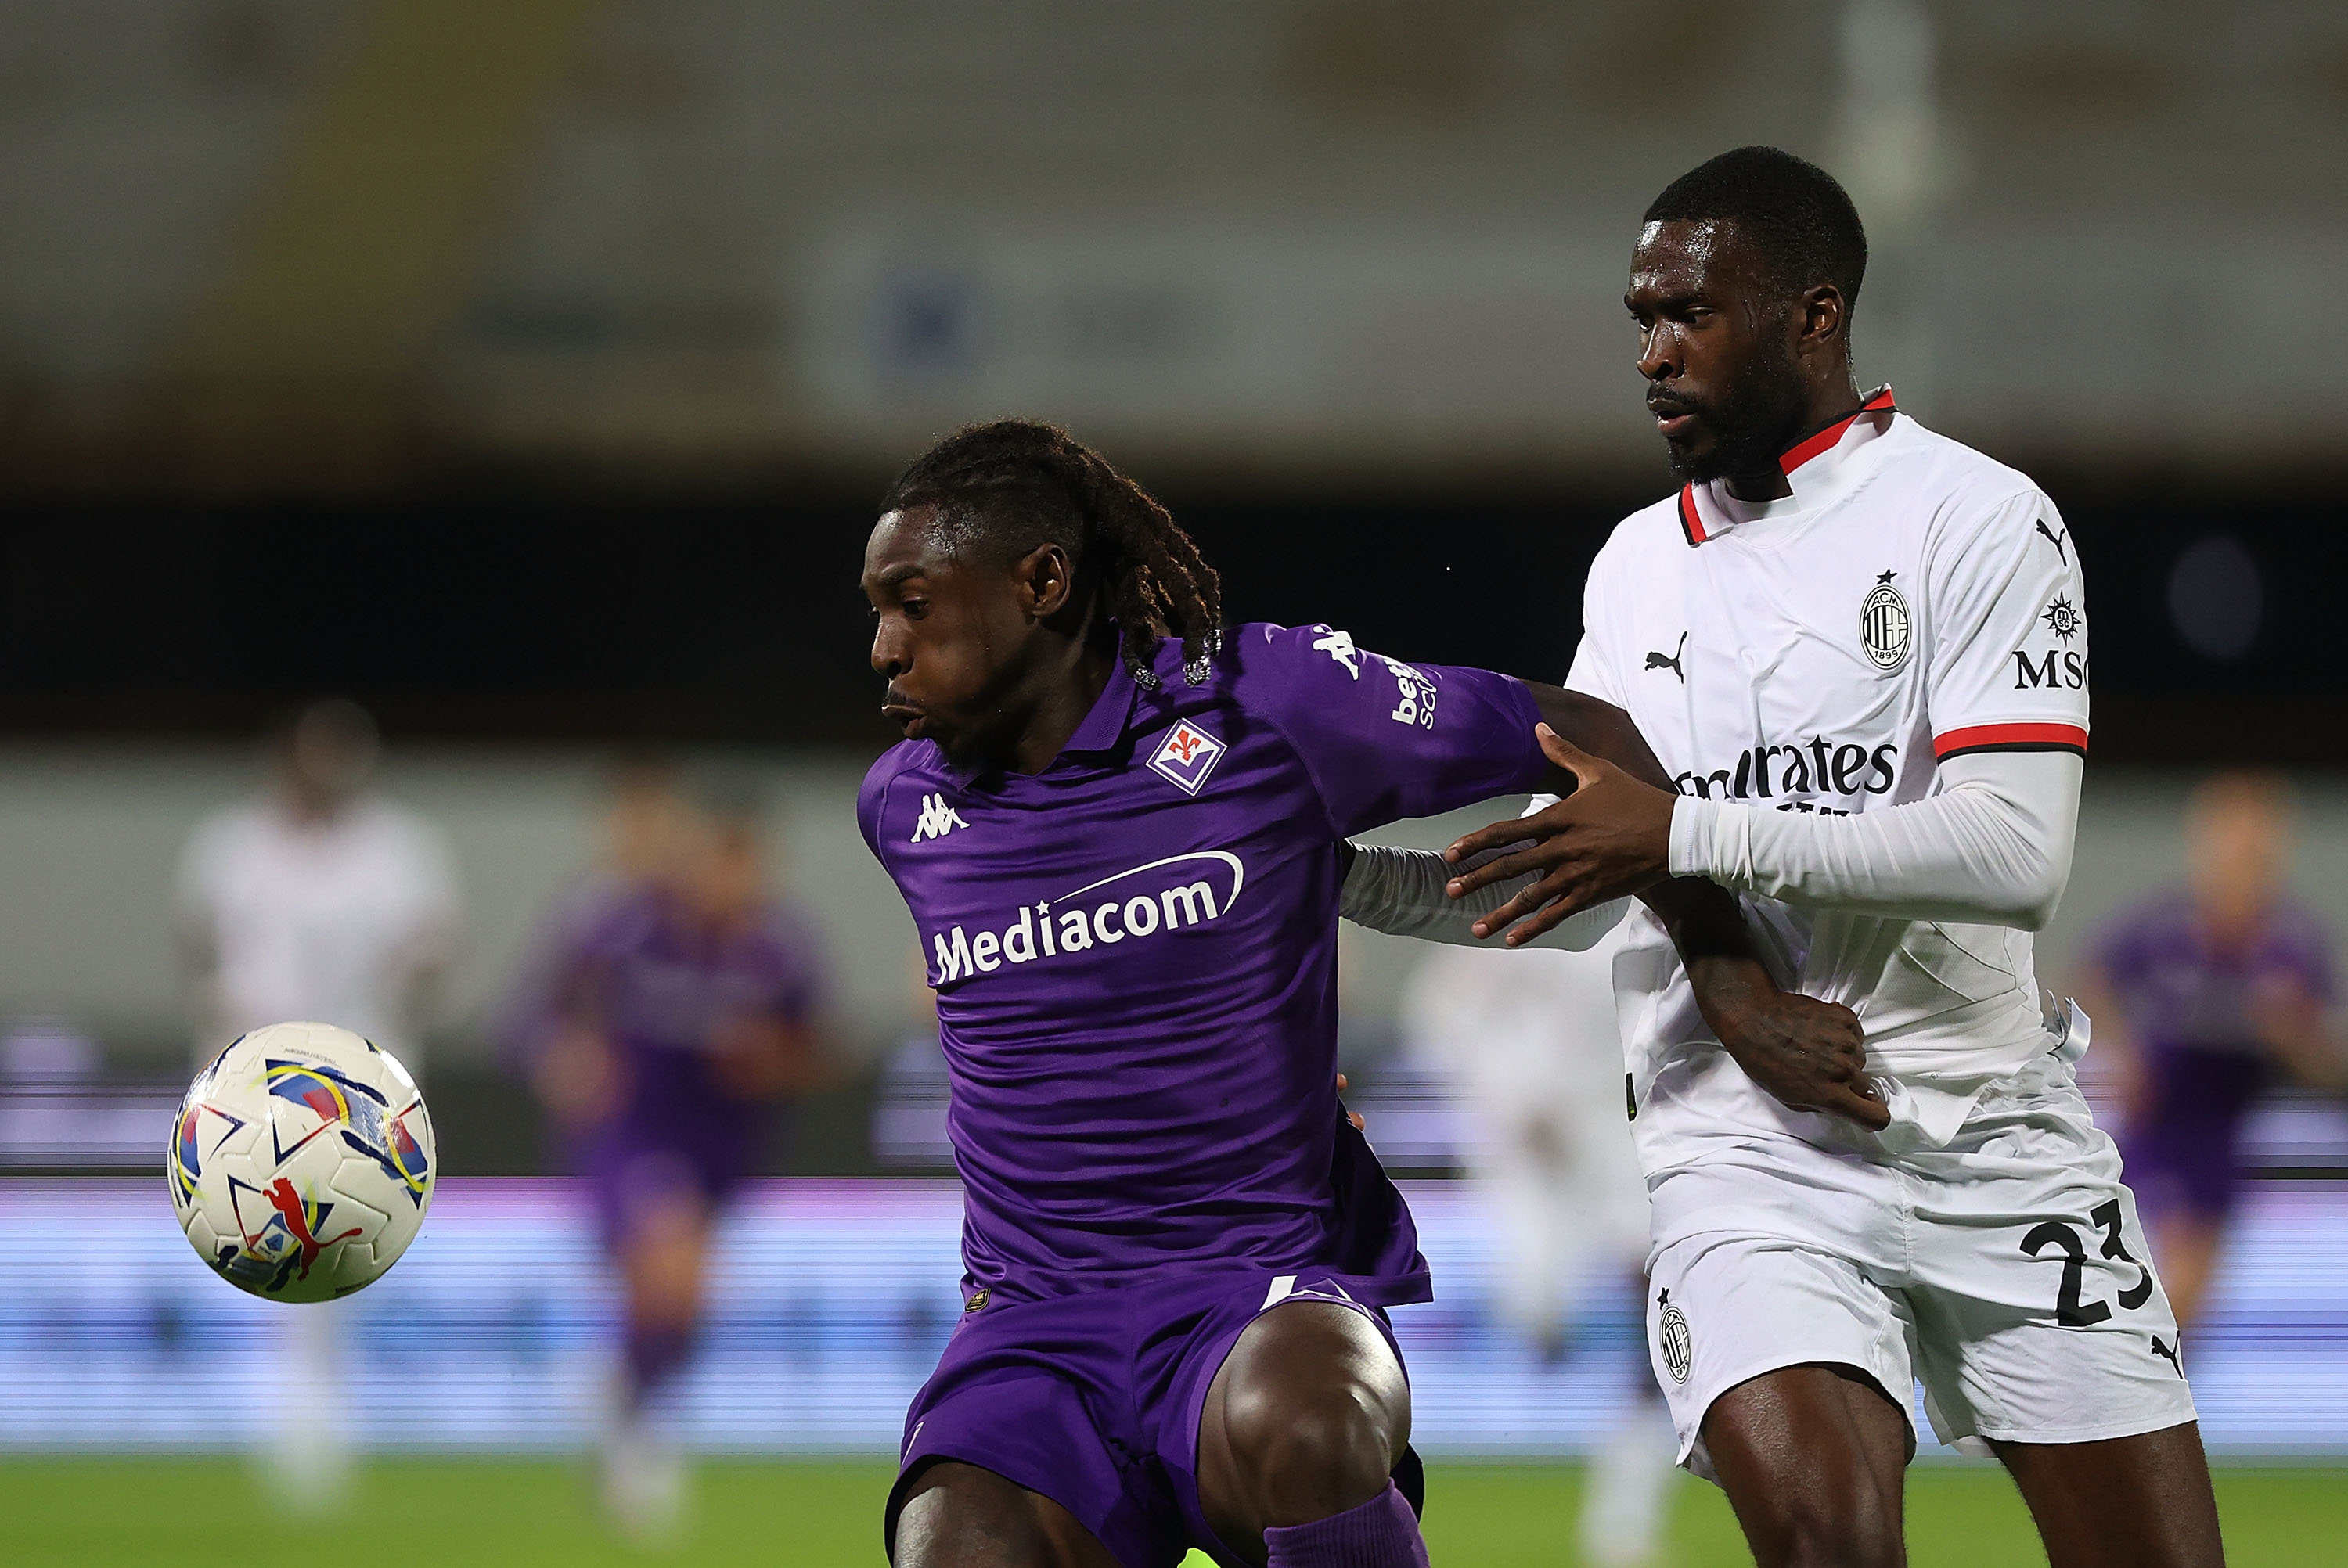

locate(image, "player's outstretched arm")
[[1442, 685, 1886, 1129]]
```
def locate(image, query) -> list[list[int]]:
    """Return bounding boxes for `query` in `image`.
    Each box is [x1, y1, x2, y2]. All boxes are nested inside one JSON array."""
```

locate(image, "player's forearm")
[[1669, 751, 2080, 930], [1341, 840, 1627, 951], [1520, 682, 1676, 794]]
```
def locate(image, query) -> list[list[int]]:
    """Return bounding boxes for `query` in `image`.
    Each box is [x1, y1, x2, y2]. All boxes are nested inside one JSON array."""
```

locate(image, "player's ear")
[[1799, 283, 1846, 357], [1016, 542, 1075, 621]]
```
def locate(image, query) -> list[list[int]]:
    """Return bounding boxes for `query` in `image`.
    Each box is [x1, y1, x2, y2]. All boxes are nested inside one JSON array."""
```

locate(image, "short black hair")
[[879, 419, 1223, 688], [1644, 146, 1867, 310]]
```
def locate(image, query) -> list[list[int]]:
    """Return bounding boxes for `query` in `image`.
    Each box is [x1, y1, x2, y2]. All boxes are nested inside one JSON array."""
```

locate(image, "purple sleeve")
[[1233, 622, 1550, 838]]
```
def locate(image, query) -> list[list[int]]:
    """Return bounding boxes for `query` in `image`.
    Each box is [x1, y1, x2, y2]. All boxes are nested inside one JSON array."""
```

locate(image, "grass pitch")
[[0, 1456, 2339, 1566]]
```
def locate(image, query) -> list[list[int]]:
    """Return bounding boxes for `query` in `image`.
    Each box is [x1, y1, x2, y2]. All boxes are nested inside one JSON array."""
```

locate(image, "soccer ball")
[[168, 1020, 436, 1303]]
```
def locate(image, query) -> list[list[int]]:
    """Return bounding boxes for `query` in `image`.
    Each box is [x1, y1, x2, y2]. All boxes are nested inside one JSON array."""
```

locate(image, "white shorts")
[[1639, 1055, 2198, 1480]]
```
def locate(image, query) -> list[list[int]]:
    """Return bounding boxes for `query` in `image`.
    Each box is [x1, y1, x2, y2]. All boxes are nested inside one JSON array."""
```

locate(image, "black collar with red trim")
[[1676, 386, 1898, 547]]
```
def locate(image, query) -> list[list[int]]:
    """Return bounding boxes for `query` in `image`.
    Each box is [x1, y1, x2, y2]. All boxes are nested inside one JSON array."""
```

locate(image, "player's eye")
[[902, 599, 931, 621]]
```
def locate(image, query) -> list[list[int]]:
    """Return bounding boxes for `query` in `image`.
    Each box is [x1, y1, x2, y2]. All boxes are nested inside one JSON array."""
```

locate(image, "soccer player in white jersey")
[[178, 697, 460, 1509], [1434, 149, 2222, 1568]]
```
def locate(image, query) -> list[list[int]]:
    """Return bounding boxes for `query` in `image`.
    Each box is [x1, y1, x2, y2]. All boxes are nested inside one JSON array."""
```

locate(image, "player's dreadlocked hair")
[[1645, 146, 1868, 315], [878, 419, 1224, 689]]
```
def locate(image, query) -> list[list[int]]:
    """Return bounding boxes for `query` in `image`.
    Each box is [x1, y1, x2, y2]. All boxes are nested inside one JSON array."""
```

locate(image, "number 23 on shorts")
[[2022, 1199, 2155, 1328]]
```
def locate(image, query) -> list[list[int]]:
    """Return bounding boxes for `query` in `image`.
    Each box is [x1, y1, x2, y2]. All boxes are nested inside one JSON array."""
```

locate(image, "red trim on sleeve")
[[1676, 485, 1708, 546], [1933, 722, 2089, 760], [1781, 386, 1898, 475]]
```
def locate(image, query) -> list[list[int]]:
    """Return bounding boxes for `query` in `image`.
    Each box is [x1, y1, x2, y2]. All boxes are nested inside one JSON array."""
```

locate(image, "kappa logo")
[[1657, 1289, 1693, 1384], [1149, 721, 1226, 795], [910, 793, 970, 843], [1310, 627, 1362, 679]]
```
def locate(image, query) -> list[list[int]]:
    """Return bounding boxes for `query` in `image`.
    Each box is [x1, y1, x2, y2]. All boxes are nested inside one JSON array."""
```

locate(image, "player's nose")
[[870, 622, 906, 679], [1637, 327, 1676, 382]]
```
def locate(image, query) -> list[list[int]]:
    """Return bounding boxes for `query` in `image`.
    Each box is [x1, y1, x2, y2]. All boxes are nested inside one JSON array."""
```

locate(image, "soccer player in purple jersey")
[[858, 420, 1871, 1568], [506, 775, 827, 1535], [2080, 773, 2341, 1326]]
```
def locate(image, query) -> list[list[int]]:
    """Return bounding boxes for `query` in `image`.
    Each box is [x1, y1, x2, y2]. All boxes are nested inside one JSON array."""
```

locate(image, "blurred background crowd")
[[2, 2, 2344, 1563]]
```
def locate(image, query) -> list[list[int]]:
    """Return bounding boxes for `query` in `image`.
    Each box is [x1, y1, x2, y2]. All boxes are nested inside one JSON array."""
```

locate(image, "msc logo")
[[2012, 649, 2090, 690], [1149, 721, 1227, 795], [928, 851, 1245, 985], [910, 793, 970, 843]]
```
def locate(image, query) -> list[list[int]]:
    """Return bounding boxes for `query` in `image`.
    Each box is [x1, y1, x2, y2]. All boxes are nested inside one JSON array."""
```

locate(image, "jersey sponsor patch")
[[1148, 720, 1226, 795]]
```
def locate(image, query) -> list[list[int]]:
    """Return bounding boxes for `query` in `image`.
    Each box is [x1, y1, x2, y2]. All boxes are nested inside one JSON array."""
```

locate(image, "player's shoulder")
[[857, 740, 944, 853], [1221, 619, 1373, 685], [348, 797, 450, 854], [1877, 417, 2053, 543], [1589, 491, 1690, 576]]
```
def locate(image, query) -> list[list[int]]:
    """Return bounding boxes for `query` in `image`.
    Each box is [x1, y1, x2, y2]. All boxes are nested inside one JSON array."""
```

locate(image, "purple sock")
[[1262, 1481, 1430, 1568], [624, 1320, 695, 1410]]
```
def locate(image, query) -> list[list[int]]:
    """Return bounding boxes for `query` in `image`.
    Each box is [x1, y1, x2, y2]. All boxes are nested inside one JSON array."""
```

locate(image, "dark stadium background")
[[3, 3, 2345, 1563]]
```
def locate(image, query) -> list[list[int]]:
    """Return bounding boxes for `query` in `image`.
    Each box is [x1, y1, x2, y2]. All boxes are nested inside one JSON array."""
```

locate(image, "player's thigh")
[[1702, 1365, 1909, 1568], [892, 1458, 1125, 1568], [1646, 1232, 1917, 1480], [1991, 1423, 2223, 1568], [1194, 1299, 1410, 1545], [1906, 1097, 2196, 1452]]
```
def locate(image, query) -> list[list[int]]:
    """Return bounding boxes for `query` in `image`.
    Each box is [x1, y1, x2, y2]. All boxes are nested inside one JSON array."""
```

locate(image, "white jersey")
[[1565, 393, 2090, 1157], [178, 797, 460, 1063]]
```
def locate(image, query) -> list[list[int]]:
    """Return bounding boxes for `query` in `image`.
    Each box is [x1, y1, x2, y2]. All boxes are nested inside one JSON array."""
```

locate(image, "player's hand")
[[1443, 724, 1676, 944], [1338, 1073, 1365, 1132], [1691, 958, 1888, 1131]]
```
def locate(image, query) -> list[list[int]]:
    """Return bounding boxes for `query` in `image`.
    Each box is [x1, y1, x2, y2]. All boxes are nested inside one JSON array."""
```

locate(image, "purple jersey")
[[506, 880, 825, 1160], [859, 623, 1549, 1304], [2096, 893, 2335, 1217], [2097, 894, 2334, 1063]]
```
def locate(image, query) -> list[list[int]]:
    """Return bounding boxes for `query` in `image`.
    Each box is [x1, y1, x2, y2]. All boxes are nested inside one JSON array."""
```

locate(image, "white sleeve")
[[1341, 801, 1630, 955], [1668, 749, 2079, 930], [1924, 490, 2090, 762]]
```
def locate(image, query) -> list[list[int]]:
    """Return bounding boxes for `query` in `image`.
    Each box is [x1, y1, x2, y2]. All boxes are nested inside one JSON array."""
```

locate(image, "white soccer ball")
[[167, 1020, 436, 1303]]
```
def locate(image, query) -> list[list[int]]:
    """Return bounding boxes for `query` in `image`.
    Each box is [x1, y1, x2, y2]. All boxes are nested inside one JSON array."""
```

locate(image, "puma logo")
[[2036, 519, 2069, 563], [1644, 632, 1688, 682], [2150, 1336, 2184, 1379]]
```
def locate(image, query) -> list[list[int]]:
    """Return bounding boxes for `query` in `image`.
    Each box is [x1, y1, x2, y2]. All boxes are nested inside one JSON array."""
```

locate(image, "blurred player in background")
[[175, 696, 461, 1509], [503, 768, 829, 1540], [2079, 772, 2342, 1327], [1400, 928, 1673, 1568]]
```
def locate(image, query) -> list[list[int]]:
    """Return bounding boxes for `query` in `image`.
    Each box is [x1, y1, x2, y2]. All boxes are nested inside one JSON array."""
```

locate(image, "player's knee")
[[1741, 1484, 1901, 1568], [1220, 1376, 1397, 1523]]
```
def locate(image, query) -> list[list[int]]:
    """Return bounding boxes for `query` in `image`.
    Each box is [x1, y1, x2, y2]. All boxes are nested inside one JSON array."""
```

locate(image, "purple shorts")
[[884, 1266, 1421, 1568], [579, 1131, 744, 1253]]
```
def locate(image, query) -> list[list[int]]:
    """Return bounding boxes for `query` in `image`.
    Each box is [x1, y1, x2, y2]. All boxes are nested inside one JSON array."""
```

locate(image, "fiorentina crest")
[[1147, 721, 1226, 796]]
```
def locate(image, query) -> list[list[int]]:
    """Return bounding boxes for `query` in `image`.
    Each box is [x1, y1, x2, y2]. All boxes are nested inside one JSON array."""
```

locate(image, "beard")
[[1659, 335, 1810, 486]]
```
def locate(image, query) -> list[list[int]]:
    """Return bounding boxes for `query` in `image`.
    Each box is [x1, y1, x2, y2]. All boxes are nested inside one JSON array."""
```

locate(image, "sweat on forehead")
[[1642, 145, 1868, 307]]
